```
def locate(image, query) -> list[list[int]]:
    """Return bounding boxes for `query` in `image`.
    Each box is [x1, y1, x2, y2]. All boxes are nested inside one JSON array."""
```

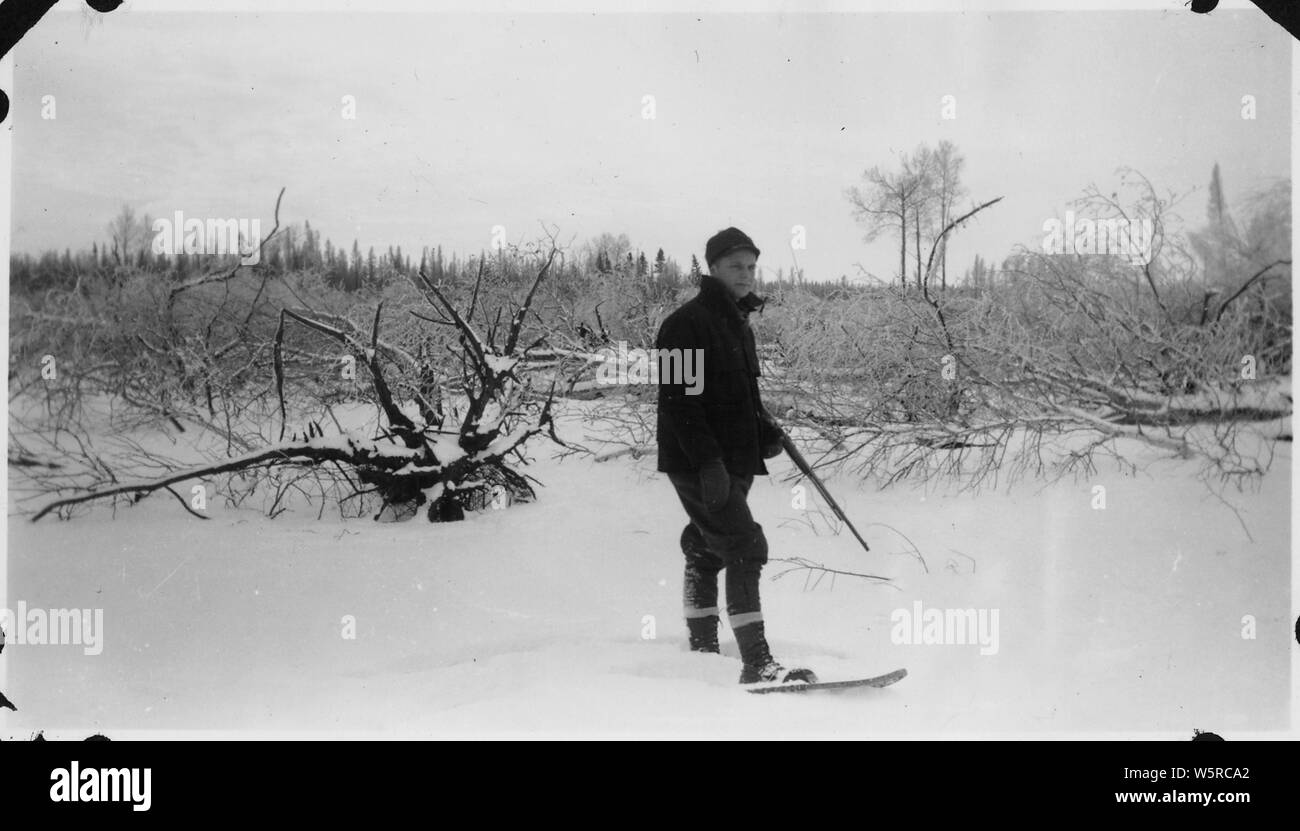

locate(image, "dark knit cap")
[[705, 227, 760, 267]]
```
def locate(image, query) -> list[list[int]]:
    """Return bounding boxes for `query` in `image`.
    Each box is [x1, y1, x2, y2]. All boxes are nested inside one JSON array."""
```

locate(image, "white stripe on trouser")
[[684, 606, 720, 619], [729, 611, 764, 629]]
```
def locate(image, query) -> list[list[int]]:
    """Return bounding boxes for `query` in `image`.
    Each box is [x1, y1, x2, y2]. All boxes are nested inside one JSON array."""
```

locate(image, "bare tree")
[[903, 145, 937, 290], [106, 203, 144, 266], [846, 157, 928, 287], [847, 142, 966, 290], [929, 140, 968, 290]]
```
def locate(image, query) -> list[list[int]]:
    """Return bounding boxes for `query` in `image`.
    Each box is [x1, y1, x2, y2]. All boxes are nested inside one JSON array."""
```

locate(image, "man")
[[655, 227, 816, 685]]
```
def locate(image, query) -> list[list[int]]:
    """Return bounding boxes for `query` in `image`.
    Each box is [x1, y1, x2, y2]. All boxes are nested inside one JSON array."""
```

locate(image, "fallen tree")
[[30, 235, 573, 523], [752, 173, 1290, 494]]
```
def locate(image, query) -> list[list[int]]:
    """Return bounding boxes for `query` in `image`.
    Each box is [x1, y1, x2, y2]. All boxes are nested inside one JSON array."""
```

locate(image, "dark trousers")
[[666, 470, 768, 625]]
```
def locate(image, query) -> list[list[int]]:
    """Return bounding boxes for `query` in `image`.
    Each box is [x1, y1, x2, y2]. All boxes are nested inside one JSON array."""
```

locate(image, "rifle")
[[780, 432, 871, 553]]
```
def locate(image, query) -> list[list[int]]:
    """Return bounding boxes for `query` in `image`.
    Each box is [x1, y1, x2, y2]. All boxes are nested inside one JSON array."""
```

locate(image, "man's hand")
[[758, 410, 785, 460], [699, 458, 731, 512]]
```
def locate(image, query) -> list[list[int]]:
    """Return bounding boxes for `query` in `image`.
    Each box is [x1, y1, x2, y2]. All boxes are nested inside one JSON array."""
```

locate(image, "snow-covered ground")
[[2, 402, 1292, 738]]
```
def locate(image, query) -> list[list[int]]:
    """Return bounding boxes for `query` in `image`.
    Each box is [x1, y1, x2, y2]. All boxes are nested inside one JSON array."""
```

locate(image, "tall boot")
[[681, 527, 720, 653], [728, 560, 816, 684]]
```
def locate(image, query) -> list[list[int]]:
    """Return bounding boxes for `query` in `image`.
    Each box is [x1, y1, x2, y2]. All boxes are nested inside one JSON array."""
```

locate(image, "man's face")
[[709, 250, 758, 300]]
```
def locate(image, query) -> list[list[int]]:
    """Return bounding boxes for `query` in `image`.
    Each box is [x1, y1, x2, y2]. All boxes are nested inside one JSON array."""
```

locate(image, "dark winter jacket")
[[656, 275, 782, 476]]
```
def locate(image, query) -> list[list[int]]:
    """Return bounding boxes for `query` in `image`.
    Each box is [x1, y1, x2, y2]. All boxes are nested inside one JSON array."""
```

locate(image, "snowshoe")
[[739, 659, 817, 685]]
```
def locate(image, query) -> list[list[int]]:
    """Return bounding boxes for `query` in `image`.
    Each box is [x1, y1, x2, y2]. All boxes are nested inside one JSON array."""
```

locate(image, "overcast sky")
[[9, 5, 1291, 284]]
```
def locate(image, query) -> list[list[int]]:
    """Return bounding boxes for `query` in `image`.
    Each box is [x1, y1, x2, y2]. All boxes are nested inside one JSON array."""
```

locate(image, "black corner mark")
[[1188, 1, 1300, 40], [0, 0, 123, 124], [1246, 2, 1300, 40], [0, 1, 61, 64], [1294, 614, 1300, 646], [0, 0, 122, 60], [1192, 729, 1225, 741], [0, 690, 16, 711]]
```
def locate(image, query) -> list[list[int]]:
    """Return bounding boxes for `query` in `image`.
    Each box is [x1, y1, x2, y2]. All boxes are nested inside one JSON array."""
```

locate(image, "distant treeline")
[[10, 212, 1007, 302]]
